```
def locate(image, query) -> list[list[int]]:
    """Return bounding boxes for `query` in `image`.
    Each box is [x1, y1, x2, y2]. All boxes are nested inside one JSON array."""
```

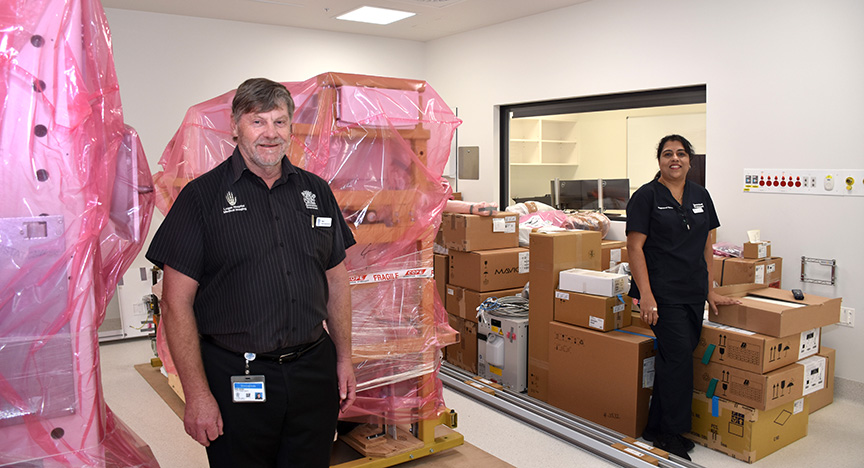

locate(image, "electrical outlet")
[[840, 307, 855, 327]]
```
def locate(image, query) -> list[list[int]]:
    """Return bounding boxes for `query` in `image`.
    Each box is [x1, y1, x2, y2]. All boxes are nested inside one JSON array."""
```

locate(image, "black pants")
[[200, 333, 339, 468], [645, 303, 703, 436]]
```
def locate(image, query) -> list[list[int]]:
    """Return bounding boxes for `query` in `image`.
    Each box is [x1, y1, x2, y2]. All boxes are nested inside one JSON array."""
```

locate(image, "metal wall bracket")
[[800, 257, 837, 285]]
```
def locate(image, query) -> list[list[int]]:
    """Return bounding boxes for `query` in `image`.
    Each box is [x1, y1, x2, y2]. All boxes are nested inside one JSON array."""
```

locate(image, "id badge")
[[231, 375, 266, 403]]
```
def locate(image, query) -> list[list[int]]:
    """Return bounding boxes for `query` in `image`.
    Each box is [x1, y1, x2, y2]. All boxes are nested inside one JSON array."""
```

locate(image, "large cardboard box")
[[445, 284, 524, 323], [554, 290, 632, 332], [601, 240, 628, 271], [440, 212, 519, 252], [695, 321, 820, 374], [693, 356, 826, 411], [434, 253, 448, 304], [809, 346, 835, 413], [559, 268, 629, 296], [549, 323, 656, 437], [743, 241, 772, 259], [713, 284, 841, 337], [528, 230, 602, 400], [686, 391, 809, 463], [448, 247, 529, 292], [713, 256, 782, 288], [445, 314, 478, 374]]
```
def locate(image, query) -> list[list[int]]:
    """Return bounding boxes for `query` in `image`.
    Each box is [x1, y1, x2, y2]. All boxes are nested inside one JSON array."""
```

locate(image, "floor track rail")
[[440, 363, 703, 468]]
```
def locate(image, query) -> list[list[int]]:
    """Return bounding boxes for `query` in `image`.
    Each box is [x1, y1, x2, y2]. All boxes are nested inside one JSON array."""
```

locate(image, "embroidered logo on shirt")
[[302, 190, 318, 210], [223, 191, 247, 214], [692, 203, 704, 214]]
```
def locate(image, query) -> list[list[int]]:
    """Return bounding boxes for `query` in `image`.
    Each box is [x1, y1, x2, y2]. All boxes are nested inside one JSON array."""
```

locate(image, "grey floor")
[[100, 337, 864, 467]]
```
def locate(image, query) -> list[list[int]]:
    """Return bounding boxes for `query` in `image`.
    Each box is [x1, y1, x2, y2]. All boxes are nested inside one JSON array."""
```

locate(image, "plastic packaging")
[[1, 0, 156, 466], [154, 72, 461, 424]]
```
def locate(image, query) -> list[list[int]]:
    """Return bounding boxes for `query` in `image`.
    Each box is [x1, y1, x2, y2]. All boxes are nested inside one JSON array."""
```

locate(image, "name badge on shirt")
[[315, 216, 332, 228], [692, 203, 704, 214], [231, 375, 266, 403]]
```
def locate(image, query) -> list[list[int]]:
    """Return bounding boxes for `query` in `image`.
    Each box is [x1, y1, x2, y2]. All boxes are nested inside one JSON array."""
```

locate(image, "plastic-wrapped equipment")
[[0, 1, 156, 466], [155, 72, 461, 424]]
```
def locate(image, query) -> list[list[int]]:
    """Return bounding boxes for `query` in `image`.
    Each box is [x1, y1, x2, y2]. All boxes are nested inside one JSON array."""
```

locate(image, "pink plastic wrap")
[[155, 72, 461, 424], [1, 1, 156, 466]]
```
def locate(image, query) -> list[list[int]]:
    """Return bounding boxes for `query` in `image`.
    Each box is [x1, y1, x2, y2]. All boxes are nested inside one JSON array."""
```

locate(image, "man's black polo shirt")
[[625, 179, 719, 305], [146, 147, 356, 353]]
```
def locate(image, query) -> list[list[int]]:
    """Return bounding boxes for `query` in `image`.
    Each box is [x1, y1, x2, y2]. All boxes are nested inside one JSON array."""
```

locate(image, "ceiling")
[[100, 0, 591, 42]]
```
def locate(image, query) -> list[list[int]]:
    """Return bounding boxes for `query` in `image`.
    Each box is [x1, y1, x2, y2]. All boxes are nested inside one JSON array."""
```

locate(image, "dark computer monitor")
[[552, 178, 630, 211]]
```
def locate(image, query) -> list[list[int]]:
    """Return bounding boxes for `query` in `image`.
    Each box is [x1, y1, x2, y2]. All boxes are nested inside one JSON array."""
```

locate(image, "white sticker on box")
[[767, 263, 776, 274], [610, 249, 621, 263], [447, 288, 454, 295], [555, 291, 570, 300], [800, 356, 827, 396], [798, 328, 819, 360], [589, 316, 605, 329], [793, 398, 804, 414], [758, 244, 767, 258], [704, 321, 756, 335], [642, 356, 655, 389], [493, 218, 506, 232], [613, 304, 625, 314], [755, 265, 765, 284], [518, 251, 530, 274]]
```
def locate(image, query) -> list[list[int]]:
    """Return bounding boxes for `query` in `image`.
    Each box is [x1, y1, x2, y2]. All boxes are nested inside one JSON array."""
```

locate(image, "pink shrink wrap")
[[1, 0, 156, 466], [154, 72, 461, 424]]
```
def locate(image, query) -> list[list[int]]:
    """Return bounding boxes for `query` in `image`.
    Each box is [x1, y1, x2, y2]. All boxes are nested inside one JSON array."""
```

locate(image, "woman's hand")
[[639, 296, 659, 326], [707, 291, 741, 316]]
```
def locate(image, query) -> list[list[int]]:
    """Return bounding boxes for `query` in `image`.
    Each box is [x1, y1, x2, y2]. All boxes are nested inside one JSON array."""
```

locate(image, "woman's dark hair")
[[656, 134, 695, 160], [231, 78, 295, 123]]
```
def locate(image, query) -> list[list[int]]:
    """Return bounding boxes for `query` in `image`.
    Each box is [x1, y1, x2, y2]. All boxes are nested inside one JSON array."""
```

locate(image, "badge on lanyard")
[[232, 352, 266, 403]]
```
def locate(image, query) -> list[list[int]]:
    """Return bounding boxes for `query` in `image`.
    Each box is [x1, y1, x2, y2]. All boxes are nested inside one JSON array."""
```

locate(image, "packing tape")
[[701, 343, 716, 364], [706, 378, 719, 398], [712, 396, 720, 417], [613, 329, 658, 350]]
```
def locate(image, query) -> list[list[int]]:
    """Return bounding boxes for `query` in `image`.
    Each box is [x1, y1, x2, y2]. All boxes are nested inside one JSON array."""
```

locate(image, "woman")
[[626, 134, 738, 461]]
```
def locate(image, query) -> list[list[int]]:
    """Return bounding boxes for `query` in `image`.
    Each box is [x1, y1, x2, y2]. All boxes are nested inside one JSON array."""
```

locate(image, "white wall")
[[424, 0, 864, 384]]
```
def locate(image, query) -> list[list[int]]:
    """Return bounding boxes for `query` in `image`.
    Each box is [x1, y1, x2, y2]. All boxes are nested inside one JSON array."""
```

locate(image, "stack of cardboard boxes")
[[713, 240, 783, 288], [438, 212, 527, 374], [687, 283, 840, 462], [527, 231, 659, 438]]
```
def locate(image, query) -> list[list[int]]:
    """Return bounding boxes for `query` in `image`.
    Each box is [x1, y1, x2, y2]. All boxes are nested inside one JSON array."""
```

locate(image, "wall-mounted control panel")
[[743, 169, 864, 197]]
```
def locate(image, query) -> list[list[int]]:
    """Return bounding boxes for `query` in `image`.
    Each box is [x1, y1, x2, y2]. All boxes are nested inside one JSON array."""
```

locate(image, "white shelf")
[[509, 118, 578, 166]]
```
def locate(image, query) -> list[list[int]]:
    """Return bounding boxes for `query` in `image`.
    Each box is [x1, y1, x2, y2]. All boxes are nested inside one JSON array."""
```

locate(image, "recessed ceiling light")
[[337, 6, 416, 25]]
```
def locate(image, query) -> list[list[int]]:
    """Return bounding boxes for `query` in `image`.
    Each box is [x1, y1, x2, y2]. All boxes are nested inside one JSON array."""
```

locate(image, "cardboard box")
[[554, 290, 632, 332], [713, 256, 782, 288], [694, 321, 820, 374], [559, 268, 629, 297], [713, 284, 841, 337], [444, 314, 478, 374], [445, 284, 524, 323], [448, 247, 529, 292], [743, 241, 772, 259], [686, 391, 809, 463], [548, 323, 656, 437], [601, 240, 628, 271], [528, 230, 602, 400], [434, 253, 448, 304], [440, 212, 519, 252], [693, 356, 826, 411], [808, 346, 835, 413]]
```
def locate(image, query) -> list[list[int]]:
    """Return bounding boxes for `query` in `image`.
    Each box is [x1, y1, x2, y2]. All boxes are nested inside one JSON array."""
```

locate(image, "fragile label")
[[349, 268, 433, 284]]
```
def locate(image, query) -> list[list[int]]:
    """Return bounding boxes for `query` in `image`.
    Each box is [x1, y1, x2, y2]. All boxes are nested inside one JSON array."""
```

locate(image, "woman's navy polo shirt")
[[146, 148, 356, 353], [625, 179, 719, 305]]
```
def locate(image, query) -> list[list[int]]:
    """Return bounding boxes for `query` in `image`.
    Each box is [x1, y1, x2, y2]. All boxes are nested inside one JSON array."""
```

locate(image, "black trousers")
[[200, 333, 339, 468], [645, 303, 703, 436]]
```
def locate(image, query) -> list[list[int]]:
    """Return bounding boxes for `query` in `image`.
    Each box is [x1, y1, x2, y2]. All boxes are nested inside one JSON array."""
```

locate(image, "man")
[[146, 78, 356, 467]]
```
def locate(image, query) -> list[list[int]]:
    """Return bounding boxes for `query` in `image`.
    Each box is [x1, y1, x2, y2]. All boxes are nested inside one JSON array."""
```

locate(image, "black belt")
[[202, 332, 326, 364]]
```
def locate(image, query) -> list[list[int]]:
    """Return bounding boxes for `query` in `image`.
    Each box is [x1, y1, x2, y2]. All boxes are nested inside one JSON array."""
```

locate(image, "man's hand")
[[183, 391, 224, 447], [336, 358, 356, 412]]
